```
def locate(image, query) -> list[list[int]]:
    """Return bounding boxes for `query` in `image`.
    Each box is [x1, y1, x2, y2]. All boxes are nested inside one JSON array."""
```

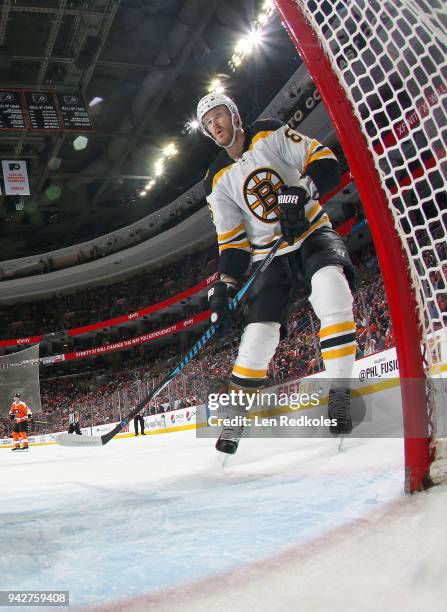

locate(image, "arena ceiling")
[[0, 0, 299, 261]]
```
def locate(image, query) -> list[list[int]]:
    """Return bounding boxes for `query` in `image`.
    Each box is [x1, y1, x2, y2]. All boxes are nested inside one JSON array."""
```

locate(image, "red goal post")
[[275, 0, 447, 492]]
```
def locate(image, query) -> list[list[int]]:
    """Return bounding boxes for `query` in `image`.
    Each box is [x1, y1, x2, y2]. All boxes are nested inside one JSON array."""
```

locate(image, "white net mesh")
[[278, 0, 447, 486], [293, 0, 446, 339]]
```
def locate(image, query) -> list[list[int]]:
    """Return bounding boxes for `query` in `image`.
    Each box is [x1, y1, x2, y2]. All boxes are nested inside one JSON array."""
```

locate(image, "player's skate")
[[11, 445, 21, 452], [213, 384, 247, 455], [215, 422, 244, 455], [328, 387, 352, 435]]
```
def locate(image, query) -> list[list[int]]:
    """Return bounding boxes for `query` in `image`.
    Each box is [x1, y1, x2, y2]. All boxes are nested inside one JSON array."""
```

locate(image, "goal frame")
[[275, 0, 433, 492]]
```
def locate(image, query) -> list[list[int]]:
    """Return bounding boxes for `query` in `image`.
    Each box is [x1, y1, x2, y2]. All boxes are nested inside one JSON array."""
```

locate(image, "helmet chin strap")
[[222, 114, 242, 151]]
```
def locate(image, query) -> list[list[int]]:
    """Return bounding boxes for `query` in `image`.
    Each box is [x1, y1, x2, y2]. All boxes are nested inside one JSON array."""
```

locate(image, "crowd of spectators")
[[1, 235, 445, 439], [0, 252, 398, 437], [0, 246, 217, 340]]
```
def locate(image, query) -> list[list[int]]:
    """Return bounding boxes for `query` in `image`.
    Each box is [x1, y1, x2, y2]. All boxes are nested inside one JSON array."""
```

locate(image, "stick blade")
[[55, 433, 104, 447]]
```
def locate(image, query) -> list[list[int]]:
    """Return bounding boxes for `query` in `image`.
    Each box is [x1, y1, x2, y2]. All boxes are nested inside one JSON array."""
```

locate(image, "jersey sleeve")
[[269, 125, 340, 196], [207, 191, 251, 281]]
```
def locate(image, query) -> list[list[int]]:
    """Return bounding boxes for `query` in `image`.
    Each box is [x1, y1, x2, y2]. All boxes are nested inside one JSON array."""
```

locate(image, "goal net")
[[275, 0, 447, 491], [0, 345, 42, 420]]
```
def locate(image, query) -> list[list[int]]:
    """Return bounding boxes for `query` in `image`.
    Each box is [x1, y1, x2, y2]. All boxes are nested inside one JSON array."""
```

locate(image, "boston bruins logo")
[[243, 168, 283, 223]]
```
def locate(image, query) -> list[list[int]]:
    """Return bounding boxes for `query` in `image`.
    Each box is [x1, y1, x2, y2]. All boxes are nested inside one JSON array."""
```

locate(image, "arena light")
[[89, 96, 103, 107], [145, 179, 156, 190], [139, 190, 147, 197], [185, 119, 200, 134], [162, 142, 178, 158], [228, 1, 275, 72], [154, 159, 165, 177], [235, 29, 264, 56], [208, 78, 225, 95]]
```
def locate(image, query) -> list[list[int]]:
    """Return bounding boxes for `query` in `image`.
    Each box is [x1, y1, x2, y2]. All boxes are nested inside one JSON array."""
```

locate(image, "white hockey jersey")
[[204, 119, 338, 278]]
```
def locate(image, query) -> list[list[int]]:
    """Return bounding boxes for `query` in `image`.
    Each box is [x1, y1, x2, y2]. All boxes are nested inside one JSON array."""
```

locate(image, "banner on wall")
[[0, 273, 218, 348], [2, 160, 30, 195]]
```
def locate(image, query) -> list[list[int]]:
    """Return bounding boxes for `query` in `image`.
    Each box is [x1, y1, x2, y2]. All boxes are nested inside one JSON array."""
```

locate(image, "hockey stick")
[[56, 237, 284, 447]]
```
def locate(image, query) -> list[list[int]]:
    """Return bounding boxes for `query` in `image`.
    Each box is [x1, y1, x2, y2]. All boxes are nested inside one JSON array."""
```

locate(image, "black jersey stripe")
[[320, 332, 356, 350]]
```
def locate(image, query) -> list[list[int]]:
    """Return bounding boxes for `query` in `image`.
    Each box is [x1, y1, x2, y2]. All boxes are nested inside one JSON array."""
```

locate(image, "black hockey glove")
[[278, 184, 312, 246], [208, 281, 237, 334], [28, 412, 33, 420], [9, 413, 15, 420]]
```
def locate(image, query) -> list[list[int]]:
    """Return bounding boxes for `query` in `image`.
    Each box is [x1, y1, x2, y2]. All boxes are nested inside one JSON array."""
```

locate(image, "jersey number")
[[285, 127, 303, 143]]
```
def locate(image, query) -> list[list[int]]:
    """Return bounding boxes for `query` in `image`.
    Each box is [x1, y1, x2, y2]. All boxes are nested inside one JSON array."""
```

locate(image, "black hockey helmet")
[[13, 392, 21, 399]]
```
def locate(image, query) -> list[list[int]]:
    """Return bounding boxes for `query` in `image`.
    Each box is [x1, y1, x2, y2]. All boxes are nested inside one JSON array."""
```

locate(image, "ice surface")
[[1, 431, 446, 611]]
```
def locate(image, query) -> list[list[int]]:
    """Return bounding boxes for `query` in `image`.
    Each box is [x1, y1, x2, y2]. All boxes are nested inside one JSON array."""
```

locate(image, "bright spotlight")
[[208, 78, 225, 94], [145, 179, 156, 190], [163, 142, 177, 157], [185, 119, 200, 133], [154, 159, 165, 177], [139, 190, 147, 197], [235, 29, 263, 56], [262, 0, 275, 12]]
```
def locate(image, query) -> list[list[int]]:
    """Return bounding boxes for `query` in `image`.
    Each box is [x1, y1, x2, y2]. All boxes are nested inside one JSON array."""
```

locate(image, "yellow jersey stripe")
[[303, 139, 320, 170], [212, 163, 234, 190], [248, 130, 274, 150], [321, 345, 357, 360], [319, 321, 356, 339], [306, 201, 321, 222], [219, 241, 251, 253], [218, 224, 245, 243], [307, 149, 336, 164], [251, 214, 330, 255], [233, 364, 268, 378]]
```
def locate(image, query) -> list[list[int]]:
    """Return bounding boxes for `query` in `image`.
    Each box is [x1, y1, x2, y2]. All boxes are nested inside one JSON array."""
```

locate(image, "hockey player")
[[9, 393, 33, 451], [197, 93, 356, 454]]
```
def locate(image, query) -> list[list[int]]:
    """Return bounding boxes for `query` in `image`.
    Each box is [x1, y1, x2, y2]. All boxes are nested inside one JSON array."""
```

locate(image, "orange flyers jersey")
[[9, 401, 31, 423]]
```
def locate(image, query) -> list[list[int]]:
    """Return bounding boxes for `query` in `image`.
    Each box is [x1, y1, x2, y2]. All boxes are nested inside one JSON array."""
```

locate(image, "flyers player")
[[197, 93, 357, 454], [9, 393, 33, 451]]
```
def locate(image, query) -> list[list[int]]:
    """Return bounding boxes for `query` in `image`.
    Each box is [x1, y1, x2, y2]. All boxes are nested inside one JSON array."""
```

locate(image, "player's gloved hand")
[[208, 281, 237, 334], [9, 413, 15, 420], [28, 412, 33, 420], [278, 178, 318, 246]]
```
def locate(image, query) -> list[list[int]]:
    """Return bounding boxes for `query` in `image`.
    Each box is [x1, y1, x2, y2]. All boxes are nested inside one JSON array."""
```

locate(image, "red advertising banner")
[[63, 310, 210, 361], [0, 273, 217, 347], [0, 335, 43, 348], [67, 272, 217, 336]]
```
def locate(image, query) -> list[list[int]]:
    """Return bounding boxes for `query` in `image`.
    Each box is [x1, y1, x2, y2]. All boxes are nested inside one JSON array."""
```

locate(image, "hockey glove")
[[208, 281, 237, 334], [278, 180, 315, 246], [9, 413, 15, 421], [28, 412, 33, 420]]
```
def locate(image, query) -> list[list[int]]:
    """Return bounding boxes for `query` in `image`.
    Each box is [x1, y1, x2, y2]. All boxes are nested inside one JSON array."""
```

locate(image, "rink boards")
[[1, 328, 446, 449]]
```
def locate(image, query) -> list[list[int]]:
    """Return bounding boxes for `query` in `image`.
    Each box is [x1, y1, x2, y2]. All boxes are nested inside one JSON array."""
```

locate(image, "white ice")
[[1, 431, 447, 611]]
